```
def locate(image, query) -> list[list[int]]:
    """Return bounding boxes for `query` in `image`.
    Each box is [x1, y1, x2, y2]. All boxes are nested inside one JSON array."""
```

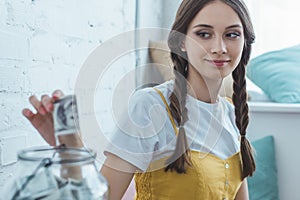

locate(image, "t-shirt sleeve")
[[104, 88, 171, 171]]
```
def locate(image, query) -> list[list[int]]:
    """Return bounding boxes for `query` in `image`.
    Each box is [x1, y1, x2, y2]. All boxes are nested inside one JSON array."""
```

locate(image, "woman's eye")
[[195, 32, 211, 38], [226, 32, 240, 39]]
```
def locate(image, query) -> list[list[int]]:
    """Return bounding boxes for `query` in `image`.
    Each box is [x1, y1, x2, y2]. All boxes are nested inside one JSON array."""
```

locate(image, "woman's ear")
[[181, 40, 186, 52]]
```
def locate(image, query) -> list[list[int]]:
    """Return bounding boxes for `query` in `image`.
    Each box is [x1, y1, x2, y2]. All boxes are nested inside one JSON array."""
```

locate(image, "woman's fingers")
[[24, 90, 65, 118], [22, 108, 34, 119], [29, 95, 47, 115], [41, 95, 53, 112], [52, 90, 65, 100]]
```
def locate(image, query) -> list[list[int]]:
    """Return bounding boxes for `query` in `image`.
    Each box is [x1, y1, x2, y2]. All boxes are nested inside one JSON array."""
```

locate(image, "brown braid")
[[164, 50, 192, 173], [232, 56, 256, 179], [231, 0, 256, 179]]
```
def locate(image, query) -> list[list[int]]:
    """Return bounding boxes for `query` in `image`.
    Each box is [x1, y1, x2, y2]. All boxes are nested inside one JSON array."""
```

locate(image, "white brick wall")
[[0, 0, 167, 193], [0, 0, 143, 191]]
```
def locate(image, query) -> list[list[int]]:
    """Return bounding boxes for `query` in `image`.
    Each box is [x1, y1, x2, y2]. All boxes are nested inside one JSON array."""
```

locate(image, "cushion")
[[246, 78, 271, 102], [248, 136, 279, 200], [148, 40, 174, 81], [247, 44, 300, 103]]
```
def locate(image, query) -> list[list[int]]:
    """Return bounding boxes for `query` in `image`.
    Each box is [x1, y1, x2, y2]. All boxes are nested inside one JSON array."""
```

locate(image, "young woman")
[[23, 0, 256, 199]]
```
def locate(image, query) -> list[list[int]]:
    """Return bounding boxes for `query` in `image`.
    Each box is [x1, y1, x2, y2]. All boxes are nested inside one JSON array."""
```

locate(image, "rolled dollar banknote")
[[53, 95, 80, 137]]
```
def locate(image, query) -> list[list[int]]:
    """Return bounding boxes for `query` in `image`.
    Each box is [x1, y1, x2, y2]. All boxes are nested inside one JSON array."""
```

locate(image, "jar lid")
[[18, 146, 96, 165]]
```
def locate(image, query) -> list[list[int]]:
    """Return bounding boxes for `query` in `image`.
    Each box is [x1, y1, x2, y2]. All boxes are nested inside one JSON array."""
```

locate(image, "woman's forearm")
[[235, 179, 249, 200], [101, 153, 137, 200]]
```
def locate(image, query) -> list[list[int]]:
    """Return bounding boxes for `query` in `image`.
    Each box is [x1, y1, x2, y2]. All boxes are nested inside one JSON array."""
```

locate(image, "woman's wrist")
[[57, 133, 83, 148]]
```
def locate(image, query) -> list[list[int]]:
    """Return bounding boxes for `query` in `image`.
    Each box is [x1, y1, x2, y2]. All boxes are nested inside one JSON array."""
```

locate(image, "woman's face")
[[183, 0, 244, 80]]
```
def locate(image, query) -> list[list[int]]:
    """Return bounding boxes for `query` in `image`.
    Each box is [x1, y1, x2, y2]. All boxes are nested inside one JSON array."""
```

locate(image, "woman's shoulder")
[[219, 96, 235, 111], [219, 96, 240, 138], [132, 80, 174, 105]]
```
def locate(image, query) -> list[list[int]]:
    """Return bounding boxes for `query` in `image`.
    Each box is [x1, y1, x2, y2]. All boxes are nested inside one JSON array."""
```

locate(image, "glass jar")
[[2, 146, 109, 200]]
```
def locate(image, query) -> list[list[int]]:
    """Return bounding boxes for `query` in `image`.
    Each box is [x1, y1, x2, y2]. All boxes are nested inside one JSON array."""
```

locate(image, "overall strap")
[[153, 88, 178, 135]]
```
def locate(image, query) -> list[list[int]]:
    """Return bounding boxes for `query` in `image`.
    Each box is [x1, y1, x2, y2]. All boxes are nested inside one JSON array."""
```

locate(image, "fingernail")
[[25, 110, 33, 117], [53, 95, 59, 100], [53, 90, 61, 97]]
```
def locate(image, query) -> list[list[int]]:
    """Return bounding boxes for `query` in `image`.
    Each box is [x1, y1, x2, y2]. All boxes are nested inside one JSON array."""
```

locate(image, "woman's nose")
[[210, 37, 227, 54]]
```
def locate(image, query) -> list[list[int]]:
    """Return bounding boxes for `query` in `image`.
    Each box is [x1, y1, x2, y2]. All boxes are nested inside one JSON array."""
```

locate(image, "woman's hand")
[[22, 90, 64, 146]]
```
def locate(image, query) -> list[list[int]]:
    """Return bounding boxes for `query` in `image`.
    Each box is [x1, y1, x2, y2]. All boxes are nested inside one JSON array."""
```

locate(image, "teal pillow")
[[247, 44, 300, 103], [248, 136, 279, 200]]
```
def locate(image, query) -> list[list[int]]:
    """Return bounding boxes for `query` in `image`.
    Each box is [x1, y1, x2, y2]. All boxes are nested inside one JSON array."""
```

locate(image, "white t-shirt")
[[105, 80, 240, 171]]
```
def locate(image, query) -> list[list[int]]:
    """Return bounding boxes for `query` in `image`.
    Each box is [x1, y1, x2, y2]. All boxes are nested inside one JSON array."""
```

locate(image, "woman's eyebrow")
[[226, 24, 242, 29], [192, 24, 242, 29], [192, 24, 213, 29]]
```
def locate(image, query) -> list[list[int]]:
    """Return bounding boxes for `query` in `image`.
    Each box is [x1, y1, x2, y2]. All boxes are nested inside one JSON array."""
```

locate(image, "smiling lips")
[[206, 59, 231, 67]]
